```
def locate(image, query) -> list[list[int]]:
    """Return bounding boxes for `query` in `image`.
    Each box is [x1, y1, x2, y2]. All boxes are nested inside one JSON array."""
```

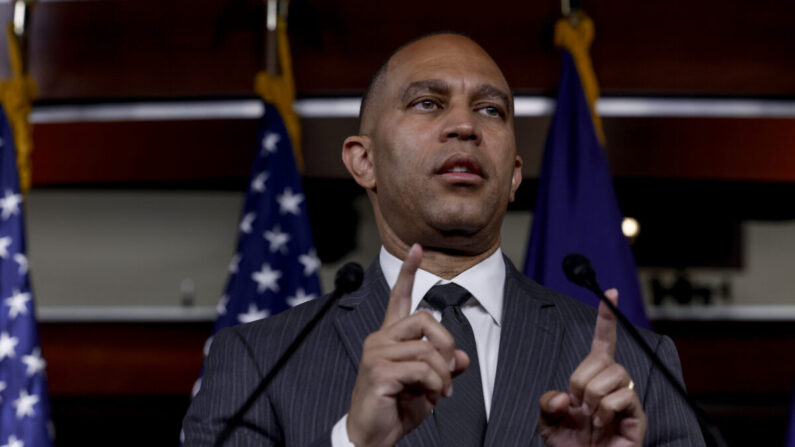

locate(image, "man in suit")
[[183, 34, 703, 446]]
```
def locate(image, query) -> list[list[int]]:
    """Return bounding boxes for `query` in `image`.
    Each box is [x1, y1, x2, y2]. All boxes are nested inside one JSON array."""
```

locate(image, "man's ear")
[[509, 155, 523, 202], [342, 135, 376, 190]]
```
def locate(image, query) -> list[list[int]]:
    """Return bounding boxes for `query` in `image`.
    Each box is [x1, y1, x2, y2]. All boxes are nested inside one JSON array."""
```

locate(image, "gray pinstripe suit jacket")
[[183, 257, 705, 446]]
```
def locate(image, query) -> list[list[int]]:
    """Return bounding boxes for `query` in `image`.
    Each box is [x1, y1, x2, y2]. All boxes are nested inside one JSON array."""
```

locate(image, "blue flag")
[[523, 20, 650, 328], [191, 101, 323, 398], [0, 106, 53, 445]]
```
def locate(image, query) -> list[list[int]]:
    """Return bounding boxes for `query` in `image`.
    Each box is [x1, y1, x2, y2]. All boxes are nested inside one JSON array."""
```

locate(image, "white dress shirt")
[[331, 246, 506, 446]]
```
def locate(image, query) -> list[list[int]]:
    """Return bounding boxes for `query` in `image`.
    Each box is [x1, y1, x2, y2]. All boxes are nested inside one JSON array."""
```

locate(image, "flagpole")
[[265, 0, 279, 76], [12, 0, 32, 74], [562, 0, 582, 27]]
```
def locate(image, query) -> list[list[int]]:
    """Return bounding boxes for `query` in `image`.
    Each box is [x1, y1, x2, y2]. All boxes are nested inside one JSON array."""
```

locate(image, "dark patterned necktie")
[[423, 283, 487, 447]]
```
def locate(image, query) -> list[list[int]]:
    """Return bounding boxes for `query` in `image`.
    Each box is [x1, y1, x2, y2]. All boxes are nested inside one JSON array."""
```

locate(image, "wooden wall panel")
[[1, 0, 793, 99], [655, 321, 795, 395], [16, 1, 262, 98], [605, 117, 795, 182], [31, 120, 259, 185], [41, 322, 210, 396], [29, 116, 795, 185]]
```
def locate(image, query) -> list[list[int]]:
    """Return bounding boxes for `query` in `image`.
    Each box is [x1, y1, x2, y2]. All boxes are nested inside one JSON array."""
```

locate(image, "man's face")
[[359, 35, 522, 255]]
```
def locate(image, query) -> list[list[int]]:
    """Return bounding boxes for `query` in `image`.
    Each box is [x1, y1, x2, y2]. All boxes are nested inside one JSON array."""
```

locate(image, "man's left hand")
[[538, 289, 647, 447]]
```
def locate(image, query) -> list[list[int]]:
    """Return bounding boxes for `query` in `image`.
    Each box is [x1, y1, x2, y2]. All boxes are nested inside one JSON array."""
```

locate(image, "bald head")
[[358, 33, 513, 135]]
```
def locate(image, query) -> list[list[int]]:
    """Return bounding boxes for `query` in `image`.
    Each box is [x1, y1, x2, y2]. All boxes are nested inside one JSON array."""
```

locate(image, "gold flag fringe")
[[0, 24, 37, 193], [554, 12, 606, 146]]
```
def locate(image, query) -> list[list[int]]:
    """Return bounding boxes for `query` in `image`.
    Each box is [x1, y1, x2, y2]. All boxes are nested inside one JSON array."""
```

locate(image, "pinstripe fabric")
[[331, 263, 441, 447], [183, 257, 705, 446], [490, 259, 706, 447]]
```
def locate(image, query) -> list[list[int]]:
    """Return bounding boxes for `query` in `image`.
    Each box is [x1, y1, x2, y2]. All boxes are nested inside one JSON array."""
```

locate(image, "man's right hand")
[[346, 244, 469, 447]]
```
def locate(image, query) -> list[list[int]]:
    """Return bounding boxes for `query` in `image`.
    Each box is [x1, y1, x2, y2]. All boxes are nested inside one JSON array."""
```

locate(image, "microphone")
[[214, 262, 364, 446], [335, 261, 365, 294], [562, 253, 597, 289], [562, 253, 727, 447]]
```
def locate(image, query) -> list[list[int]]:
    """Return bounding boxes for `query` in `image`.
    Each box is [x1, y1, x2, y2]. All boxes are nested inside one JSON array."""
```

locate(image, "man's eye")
[[479, 106, 503, 117], [414, 99, 439, 110]]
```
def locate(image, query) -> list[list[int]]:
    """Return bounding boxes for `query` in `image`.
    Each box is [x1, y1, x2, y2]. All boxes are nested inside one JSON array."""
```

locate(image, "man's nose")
[[440, 107, 481, 144]]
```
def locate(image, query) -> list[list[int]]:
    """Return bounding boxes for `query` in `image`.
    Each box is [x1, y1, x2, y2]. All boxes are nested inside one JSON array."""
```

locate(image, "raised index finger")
[[382, 244, 423, 328], [591, 288, 619, 359]]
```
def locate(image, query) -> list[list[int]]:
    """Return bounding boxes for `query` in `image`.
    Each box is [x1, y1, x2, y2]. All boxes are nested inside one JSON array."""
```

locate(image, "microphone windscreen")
[[562, 253, 594, 287], [335, 262, 364, 294]]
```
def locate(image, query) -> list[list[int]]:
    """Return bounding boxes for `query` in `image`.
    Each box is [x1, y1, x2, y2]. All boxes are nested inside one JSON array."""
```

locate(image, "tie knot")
[[424, 283, 471, 311]]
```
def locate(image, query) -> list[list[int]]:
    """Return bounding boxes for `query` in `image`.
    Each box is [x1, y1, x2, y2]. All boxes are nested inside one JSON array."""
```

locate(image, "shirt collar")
[[379, 246, 505, 326]]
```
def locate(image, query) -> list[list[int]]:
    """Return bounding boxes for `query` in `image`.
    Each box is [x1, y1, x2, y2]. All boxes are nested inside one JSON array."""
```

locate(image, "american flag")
[[0, 107, 53, 445], [191, 101, 322, 397]]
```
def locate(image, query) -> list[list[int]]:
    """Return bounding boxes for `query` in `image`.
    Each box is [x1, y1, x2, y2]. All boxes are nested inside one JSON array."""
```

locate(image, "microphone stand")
[[563, 254, 728, 447], [214, 262, 364, 446]]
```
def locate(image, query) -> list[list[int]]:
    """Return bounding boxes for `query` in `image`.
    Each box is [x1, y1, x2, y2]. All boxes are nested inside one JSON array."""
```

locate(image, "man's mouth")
[[436, 155, 484, 183]]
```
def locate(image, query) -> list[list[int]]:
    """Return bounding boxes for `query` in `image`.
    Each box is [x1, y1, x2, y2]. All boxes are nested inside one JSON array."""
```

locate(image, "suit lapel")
[[484, 259, 564, 446], [332, 260, 441, 447], [333, 260, 390, 370]]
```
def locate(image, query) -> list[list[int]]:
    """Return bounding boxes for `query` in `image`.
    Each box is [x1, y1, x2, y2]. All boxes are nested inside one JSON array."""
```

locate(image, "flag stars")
[[251, 171, 269, 193], [264, 226, 291, 254], [0, 236, 12, 259], [210, 115, 323, 371], [287, 288, 316, 307], [299, 250, 321, 276], [261, 132, 281, 155], [22, 348, 46, 376], [237, 303, 270, 324], [1, 435, 23, 447], [239, 212, 256, 234], [13, 253, 28, 275], [0, 126, 49, 443], [228, 254, 241, 274], [0, 332, 18, 361], [12, 389, 39, 419], [0, 190, 22, 220], [4, 289, 30, 319], [216, 295, 229, 316], [251, 263, 282, 293], [276, 188, 304, 215]]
